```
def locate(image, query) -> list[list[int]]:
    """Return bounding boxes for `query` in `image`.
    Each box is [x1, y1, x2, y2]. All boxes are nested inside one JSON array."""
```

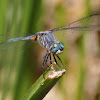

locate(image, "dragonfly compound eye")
[[49, 42, 64, 55]]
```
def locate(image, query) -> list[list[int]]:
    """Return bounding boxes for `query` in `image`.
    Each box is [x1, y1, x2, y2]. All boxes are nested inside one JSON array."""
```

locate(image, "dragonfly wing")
[[53, 24, 100, 31], [50, 14, 100, 32], [51, 14, 100, 46]]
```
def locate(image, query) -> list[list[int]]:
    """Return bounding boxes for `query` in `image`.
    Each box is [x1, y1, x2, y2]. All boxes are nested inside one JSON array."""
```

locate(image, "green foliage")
[[0, 0, 100, 100], [21, 66, 66, 100], [0, 0, 43, 100]]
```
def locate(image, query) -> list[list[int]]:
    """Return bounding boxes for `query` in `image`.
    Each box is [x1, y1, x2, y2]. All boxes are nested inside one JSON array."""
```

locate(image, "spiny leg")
[[42, 51, 50, 79], [53, 54, 62, 70], [50, 53, 52, 65], [45, 53, 54, 64], [56, 55, 65, 69], [44, 53, 55, 69], [49, 53, 56, 71], [44, 53, 50, 68], [44, 52, 50, 65], [47, 53, 54, 69]]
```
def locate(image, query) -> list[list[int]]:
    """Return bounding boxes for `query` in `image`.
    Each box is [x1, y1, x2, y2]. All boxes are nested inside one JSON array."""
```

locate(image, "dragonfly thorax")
[[49, 42, 64, 55]]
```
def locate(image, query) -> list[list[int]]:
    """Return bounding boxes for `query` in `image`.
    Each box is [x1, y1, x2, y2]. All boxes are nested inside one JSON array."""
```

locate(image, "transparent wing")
[[50, 14, 100, 46], [50, 14, 100, 32]]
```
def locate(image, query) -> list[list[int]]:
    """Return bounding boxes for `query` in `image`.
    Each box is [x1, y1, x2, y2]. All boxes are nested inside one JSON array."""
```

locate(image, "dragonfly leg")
[[50, 53, 52, 65], [44, 53, 55, 70], [53, 54, 62, 70], [44, 53, 50, 65], [42, 51, 49, 79], [47, 53, 55, 69], [45, 52, 54, 68], [56, 55, 65, 69], [42, 51, 51, 79], [44, 53, 50, 68]]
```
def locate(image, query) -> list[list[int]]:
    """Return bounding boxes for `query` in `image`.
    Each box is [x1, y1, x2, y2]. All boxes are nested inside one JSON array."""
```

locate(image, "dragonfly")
[[1, 14, 100, 78]]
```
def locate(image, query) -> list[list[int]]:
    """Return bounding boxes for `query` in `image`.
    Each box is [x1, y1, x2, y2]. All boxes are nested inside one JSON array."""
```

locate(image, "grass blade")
[[21, 65, 66, 100]]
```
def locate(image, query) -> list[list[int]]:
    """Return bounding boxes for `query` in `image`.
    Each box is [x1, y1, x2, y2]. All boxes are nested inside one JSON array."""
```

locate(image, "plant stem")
[[21, 65, 66, 100]]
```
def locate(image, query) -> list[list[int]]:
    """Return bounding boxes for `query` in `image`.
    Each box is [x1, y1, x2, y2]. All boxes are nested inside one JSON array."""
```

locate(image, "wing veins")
[[50, 14, 100, 32]]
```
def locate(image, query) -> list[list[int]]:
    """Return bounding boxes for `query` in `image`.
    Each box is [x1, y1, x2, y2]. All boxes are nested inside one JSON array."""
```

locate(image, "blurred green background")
[[0, 0, 100, 100]]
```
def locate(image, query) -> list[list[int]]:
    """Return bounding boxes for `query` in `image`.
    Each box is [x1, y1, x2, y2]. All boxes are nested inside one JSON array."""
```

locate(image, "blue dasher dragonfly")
[[1, 14, 100, 78]]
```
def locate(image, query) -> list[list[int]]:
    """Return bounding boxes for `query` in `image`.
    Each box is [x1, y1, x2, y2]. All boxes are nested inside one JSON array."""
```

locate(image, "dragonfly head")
[[50, 42, 64, 55]]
